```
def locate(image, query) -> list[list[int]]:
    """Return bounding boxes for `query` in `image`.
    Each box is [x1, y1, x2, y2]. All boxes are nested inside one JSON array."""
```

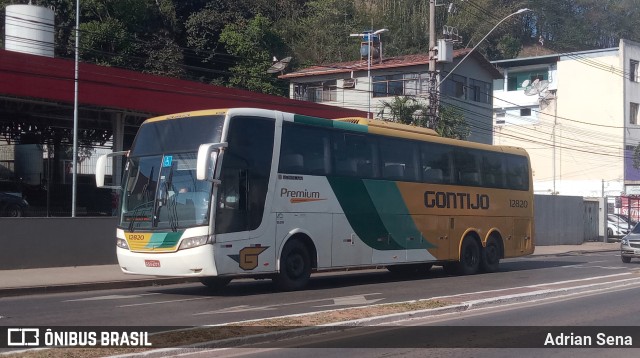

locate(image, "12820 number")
[[509, 199, 529, 208]]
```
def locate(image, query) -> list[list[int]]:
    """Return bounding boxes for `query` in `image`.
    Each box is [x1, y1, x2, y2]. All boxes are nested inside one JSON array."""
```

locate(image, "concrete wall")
[[0, 195, 592, 269], [534, 195, 585, 245], [0, 217, 117, 269]]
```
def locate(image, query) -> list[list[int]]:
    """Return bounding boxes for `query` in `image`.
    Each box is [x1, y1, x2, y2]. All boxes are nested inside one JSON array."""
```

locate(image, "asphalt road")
[[0, 250, 635, 328], [192, 273, 640, 358]]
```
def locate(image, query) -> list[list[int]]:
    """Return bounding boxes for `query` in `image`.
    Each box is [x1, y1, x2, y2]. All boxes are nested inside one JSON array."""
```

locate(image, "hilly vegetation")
[[2, 0, 640, 96]]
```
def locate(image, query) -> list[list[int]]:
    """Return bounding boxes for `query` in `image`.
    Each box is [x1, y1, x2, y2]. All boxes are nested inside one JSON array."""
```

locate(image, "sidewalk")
[[0, 242, 620, 297]]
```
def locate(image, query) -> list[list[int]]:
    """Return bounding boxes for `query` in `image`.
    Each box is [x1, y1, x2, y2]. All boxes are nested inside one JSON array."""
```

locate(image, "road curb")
[[0, 278, 199, 298]]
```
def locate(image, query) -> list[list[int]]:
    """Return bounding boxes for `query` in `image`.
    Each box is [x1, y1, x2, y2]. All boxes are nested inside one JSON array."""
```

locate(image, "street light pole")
[[439, 8, 530, 86], [350, 28, 388, 119], [72, 0, 79, 217], [427, 8, 530, 129]]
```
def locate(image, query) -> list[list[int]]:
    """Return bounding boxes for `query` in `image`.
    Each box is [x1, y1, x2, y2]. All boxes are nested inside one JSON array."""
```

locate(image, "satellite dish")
[[521, 79, 530, 88], [267, 56, 292, 74], [523, 79, 549, 96], [538, 90, 555, 110]]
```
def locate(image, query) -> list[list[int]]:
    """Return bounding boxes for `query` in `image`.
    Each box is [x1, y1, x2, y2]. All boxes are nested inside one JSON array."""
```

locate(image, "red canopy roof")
[[0, 49, 366, 119]]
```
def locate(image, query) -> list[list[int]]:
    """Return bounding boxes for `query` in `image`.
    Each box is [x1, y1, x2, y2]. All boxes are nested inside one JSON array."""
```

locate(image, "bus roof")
[[139, 108, 528, 158], [334, 117, 439, 137]]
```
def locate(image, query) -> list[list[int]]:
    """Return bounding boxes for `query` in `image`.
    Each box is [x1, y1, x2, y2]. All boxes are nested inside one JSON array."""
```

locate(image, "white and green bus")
[[96, 108, 534, 291]]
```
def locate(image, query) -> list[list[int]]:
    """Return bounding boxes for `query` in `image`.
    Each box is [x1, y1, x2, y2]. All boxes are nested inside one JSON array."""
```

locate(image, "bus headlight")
[[178, 235, 212, 250], [116, 238, 129, 249]]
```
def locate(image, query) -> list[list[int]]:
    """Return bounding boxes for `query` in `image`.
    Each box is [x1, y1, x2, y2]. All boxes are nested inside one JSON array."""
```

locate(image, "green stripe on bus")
[[147, 231, 183, 249], [294, 115, 368, 132], [332, 121, 368, 132], [294, 114, 334, 127], [327, 177, 404, 250], [363, 180, 435, 249]]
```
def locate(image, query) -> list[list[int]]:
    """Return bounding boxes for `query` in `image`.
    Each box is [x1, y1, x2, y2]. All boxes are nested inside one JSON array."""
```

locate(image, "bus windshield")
[[119, 115, 224, 231]]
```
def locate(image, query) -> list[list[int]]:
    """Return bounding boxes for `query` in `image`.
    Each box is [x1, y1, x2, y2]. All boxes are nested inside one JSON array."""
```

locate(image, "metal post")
[[427, 0, 438, 128], [368, 33, 371, 119], [71, 0, 79, 217]]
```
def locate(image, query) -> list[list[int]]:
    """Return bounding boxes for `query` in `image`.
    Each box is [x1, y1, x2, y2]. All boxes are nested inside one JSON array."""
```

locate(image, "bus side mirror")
[[96, 151, 128, 188], [197, 142, 227, 182]]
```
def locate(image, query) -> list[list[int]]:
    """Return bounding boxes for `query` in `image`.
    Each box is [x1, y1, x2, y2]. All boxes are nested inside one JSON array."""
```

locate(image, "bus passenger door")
[[332, 214, 372, 267]]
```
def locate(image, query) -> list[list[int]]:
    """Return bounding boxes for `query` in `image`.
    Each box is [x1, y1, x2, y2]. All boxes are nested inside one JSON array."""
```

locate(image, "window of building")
[[507, 70, 547, 91], [373, 74, 427, 98], [443, 74, 466, 99], [631, 102, 639, 125], [631, 60, 639, 82], [293, 80, 337, 102], [520, 108, 532, 117], [468, 78, 492, 104]]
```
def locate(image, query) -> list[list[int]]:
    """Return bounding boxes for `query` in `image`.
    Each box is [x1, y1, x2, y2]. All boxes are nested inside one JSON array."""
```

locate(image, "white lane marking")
[[429, 272, 632, 300], [315, 295, 384, 307], [119, 296, 214, 308], [64, 293, 160, 302], [570, 265, 626, 270], [193, 293, 383, 315]]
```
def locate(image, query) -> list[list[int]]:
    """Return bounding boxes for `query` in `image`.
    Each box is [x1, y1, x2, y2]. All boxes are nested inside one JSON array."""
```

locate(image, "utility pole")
[[427, 0, 439, 129]]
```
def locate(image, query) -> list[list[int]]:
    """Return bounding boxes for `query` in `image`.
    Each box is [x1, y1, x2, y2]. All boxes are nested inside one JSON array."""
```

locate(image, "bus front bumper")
[[117, 245, 218, 277]]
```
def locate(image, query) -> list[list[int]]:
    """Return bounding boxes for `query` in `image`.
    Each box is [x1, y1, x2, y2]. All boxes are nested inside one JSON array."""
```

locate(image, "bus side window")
[[506, 155, 529, 190], [379, 137, 419, 181], [333, 132, 378, 178], [453, 149, 479, 186], [481, 151, 506, 188], [421, 143, 452, 184], [280, 122, 331, 176]]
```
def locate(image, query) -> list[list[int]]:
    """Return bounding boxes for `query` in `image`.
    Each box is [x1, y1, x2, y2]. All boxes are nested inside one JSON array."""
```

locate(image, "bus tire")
[[199, 277, 231, 291], [481, 237, 501, 273], [458, 236, 481, 275], [622, 256, 632, 263], [275, 240, 311, 291]]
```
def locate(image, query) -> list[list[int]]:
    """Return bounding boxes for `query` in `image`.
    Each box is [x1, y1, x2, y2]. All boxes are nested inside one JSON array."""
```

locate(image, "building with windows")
[[491, 39, 640, 199], [279, 49, 502, 144]]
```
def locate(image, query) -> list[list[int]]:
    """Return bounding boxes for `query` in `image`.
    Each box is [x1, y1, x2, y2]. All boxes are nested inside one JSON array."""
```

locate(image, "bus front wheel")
[[274, 240, 311, 291], [458, 236, 481, 275]]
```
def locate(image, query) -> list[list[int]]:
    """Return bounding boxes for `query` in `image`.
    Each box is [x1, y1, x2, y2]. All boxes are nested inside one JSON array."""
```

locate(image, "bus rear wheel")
[[481, 237, 501, 273], [457, 236, 481, 275], [274, 240, 311, 291], [199, 277, 231, 291]]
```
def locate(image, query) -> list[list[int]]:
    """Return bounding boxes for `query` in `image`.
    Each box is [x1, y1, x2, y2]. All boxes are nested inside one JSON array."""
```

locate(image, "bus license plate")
[[145, 260, 161, 268]]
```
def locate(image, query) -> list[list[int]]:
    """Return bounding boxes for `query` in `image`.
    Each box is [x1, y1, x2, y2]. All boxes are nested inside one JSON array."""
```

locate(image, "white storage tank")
[[5, 4, 55, 57]]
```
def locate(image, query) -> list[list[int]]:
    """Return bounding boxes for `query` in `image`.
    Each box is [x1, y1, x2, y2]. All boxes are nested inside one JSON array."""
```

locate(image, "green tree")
[[377, 96, 469, 140], [218, 15, 288, 95], [276, 0, 358, 66]]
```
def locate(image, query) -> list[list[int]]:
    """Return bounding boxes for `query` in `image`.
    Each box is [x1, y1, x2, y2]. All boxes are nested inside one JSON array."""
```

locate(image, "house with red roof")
[[279, 49, 501, 144]]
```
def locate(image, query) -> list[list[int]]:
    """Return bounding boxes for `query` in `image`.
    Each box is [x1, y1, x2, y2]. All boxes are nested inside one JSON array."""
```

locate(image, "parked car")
[[0, 192, 29, 217], [608, 214, 632, 239], [621, 223, 640, 263], [610, 213, 638, 226], [0, 180, 29, 217]]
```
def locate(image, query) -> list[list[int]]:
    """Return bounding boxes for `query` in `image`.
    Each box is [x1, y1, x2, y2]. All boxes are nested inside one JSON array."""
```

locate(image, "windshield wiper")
[[127, 200, 154, 232]]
